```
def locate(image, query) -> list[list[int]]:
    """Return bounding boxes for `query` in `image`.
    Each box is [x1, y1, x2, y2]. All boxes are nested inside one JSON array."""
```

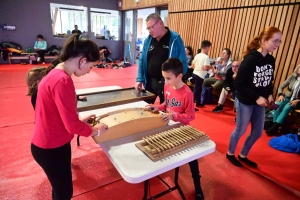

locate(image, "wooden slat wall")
[[168, 0, 300, 97], [119, 0, 169, 10]]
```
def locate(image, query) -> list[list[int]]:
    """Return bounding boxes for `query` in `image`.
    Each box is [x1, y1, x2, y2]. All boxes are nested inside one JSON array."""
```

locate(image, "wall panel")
[[119, 0, 168, 10]]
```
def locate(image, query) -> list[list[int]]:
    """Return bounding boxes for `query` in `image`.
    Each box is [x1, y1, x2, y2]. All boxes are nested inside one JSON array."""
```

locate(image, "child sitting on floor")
[[146, 58, 204, 200]]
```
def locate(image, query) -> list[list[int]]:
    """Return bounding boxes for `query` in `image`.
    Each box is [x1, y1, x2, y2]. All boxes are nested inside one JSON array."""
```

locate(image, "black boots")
[[266, 122, 281, 136]]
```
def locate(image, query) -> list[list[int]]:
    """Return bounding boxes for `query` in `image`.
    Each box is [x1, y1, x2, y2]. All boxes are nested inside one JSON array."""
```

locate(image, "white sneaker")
[[42, 62, 45, 64], [37, 57, 40, 62]]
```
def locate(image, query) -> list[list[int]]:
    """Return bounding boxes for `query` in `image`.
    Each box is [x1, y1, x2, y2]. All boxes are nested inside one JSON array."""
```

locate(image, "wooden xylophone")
[[135, 125, 209, 162]]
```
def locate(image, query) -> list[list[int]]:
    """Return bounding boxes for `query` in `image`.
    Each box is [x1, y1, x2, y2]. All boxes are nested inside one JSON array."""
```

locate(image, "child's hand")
[[161, 113, 173, 122], [145, 104, 157, 110], [82, 114, 96, 123], [95, 123, 108, 133]]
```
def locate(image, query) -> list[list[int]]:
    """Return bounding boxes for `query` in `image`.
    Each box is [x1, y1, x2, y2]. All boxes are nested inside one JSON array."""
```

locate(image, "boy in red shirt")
[[146, 58, 204, 200]]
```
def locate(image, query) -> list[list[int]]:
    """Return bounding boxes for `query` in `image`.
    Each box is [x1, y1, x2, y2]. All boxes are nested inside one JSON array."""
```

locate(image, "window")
[[90, 8, 120, 40], [50, 3, 87, 37]]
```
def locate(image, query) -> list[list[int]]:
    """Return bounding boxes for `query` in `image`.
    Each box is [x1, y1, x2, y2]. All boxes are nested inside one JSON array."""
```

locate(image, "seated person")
[[184, 46, 194, 82], [212, 60, 241, 112], [99, 46, 112, 62], [34, 34, 47, 64], [202, 48, 232, 95], [266, 64, 300, 135]]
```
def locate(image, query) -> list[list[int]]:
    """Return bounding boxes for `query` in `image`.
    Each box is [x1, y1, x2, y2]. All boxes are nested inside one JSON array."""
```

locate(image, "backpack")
[[200, 86, 214, 104], [264, 108, 274, 130], [269, 134, 300, 153], [46, 45, 61, 56]]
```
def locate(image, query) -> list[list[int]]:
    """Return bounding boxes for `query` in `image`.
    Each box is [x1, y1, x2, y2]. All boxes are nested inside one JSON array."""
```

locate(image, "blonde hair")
[[243, 26, 281, 58]]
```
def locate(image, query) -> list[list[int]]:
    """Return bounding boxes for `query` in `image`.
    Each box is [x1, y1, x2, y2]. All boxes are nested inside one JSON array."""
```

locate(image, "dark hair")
[[243, 26, 282, 58], [161, 58, 183, 77], [26, 67, 47, 96], [37, 34, 43, 39], [27, 34, 100, 94], [223, 48, 231, 57], [197, 49, 201, 54], [185, 46, 194, 58], [201, 40, 212, 49]]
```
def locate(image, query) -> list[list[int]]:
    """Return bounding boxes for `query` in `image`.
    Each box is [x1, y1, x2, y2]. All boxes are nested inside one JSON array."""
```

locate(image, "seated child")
[[146, 58, 204, 200]]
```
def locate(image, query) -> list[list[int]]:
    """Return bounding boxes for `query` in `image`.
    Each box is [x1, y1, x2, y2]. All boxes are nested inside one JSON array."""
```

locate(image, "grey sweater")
[[278, 72, 300, 99]]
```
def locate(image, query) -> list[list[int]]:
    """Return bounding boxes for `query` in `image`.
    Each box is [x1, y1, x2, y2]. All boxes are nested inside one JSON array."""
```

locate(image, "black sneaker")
[[212, 105, 223, 112], [238, 155, 257, 168], [195, 192, 204, 200], [196, 103, 204, 108]]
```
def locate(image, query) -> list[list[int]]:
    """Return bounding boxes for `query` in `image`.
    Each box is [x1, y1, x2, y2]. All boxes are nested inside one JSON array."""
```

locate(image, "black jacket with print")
[[234, 50, 275, 105]]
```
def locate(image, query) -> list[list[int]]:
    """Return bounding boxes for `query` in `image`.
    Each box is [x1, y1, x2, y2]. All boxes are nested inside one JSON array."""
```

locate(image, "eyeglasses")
[[146, 20, 159, 31], [272, 39, 282, 45], [232, 65, 239, 68]]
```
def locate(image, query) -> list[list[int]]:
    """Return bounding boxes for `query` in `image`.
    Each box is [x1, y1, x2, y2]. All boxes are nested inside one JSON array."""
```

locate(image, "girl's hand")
[[256, 96, 268, 106], [82, 114, 96, 123], [145, 104, 157, 110], [268, 95, 274, 105], [94, 123, 108, 133], [161, 113, 173, 122]]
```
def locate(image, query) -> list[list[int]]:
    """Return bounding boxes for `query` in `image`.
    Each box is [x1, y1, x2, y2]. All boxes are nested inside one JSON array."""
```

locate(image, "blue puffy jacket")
[[269, 134, 300, 153]]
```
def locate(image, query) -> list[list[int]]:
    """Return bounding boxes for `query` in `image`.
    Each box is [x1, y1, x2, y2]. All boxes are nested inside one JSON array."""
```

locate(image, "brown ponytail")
[[242, 37, 260, 58], [242, 26, 282, 58]]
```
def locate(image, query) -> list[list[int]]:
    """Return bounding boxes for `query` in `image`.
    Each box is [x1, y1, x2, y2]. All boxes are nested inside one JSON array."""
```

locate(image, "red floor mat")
[[73, 150, 300, 200], [0, 124, 122, 200], [1, 64, 299, 199], [191, 103, 300, 193]]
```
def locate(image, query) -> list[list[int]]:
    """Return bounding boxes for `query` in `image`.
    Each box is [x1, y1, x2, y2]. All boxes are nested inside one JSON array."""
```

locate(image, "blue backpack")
[[269, 134, 300, 153], [200, 86, 214, 104]]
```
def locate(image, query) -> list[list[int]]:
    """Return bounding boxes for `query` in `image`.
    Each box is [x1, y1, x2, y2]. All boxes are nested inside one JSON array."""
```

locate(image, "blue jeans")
[[228, 100, 265, 156]]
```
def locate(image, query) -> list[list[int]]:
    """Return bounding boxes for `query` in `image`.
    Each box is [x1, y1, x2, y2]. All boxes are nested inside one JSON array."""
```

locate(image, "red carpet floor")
[[0, 63, 299, 199], [190, 103, 300, 194]]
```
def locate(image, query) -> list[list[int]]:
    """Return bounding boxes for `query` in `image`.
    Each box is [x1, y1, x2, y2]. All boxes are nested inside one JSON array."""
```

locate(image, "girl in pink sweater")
[[29, 34, 107, 200]]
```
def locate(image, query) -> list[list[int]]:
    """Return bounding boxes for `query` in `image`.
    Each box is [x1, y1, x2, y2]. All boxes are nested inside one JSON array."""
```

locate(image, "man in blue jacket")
[[135, 13, 188, 104]]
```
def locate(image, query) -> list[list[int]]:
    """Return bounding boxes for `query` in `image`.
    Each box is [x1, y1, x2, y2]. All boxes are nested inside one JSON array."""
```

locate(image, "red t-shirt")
[[157, 84, 195, 125], [32, 69, 92, 149]]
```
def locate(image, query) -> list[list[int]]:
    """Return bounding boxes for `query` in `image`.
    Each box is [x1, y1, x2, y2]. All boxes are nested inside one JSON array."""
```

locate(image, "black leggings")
[[37, 50, 46, 62], [31, 142, 73, 200]]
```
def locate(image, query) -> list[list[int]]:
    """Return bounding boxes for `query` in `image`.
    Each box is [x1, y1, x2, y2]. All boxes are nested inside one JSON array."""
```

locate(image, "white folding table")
[[79, 101, 216, 200]]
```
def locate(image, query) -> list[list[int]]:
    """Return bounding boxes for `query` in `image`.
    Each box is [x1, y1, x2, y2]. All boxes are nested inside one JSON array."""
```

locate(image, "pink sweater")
[[157, 84, 195, 125], [32, 69, 92, 149]]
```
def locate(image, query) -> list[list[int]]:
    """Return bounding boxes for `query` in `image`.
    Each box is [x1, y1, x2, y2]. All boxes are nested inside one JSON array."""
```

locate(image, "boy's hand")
[[161, 113, 173, 122]]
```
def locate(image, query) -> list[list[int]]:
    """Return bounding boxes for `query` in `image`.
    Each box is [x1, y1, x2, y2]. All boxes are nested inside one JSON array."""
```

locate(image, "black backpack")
[[46, 45, 61, 56], [200, 87, 214, 105]]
